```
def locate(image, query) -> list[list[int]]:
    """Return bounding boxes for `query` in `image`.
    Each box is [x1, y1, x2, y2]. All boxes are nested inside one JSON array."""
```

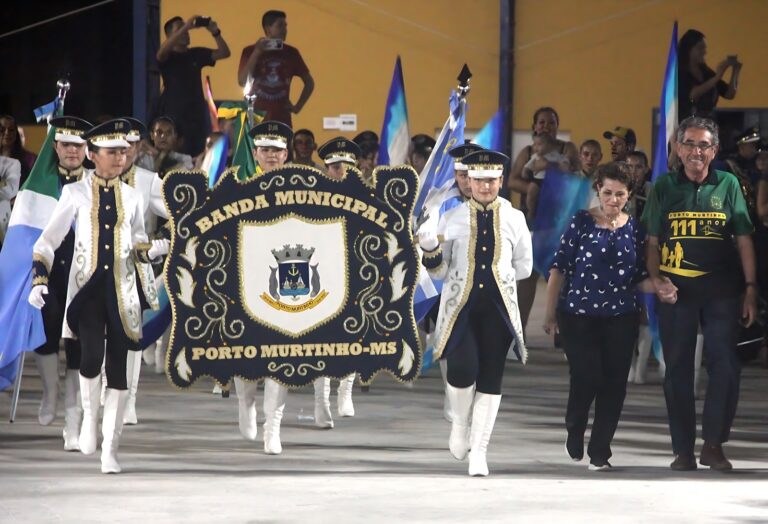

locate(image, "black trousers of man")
[[558, 312, 638, 463], [657, 297, 742, 455]]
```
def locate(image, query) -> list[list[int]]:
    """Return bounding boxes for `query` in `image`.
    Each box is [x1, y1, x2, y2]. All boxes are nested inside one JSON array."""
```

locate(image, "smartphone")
[[727, 54, 738, 62], [194, 16, 211, 28], [264, 38, 284, 50]]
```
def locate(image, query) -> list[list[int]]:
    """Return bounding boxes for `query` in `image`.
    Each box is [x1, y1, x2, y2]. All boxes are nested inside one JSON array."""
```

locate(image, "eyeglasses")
[[680, 141, 716, 152]]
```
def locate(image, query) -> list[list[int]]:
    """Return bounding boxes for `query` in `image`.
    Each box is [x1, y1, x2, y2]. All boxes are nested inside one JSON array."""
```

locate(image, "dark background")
[[0, 0, 139, 124]]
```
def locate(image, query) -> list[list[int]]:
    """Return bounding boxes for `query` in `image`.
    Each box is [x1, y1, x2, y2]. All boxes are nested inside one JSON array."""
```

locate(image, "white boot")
[[143, 342, 156, 366], [233, 377, 259, 441], [314, 378, 334, 428], [634, 325, 652, 384], [62, 369, 82, 451], [263, 379, 287, 455], [99, 357, 107, 407], [439, 360, 453, 422], [123, 351, 142, 425], [78, 375, 102, 455], [337, 374, 355, 417], [694, 333, 704, 399], [35, 353, 59, 425], [445, 383, 474, 460], [155, 331, 169, 374], [467, 393, 501, 477], [101, 388, 128, 474]]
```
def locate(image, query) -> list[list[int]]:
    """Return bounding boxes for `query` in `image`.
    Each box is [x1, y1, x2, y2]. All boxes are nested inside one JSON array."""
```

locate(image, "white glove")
[[29, 285, 48, 309], [147, 238, 170, 260], [418, 231, 439, 252]]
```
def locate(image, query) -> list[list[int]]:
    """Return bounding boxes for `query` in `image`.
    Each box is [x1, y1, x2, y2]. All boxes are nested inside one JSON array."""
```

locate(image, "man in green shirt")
[[643, 116, 758, 472]]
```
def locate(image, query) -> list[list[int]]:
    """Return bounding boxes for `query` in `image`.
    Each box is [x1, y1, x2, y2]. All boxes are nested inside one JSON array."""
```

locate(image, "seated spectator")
[[292, 129, 322, 169], [156, 15, 231, 157], [135, 117, 194, 176], [237, 10, 314, 127], [0, 114, 37, 187], [409, 134, 435, 174]]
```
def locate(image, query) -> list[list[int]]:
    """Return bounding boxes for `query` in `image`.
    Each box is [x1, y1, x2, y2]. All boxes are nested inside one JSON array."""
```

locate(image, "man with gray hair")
[[642, 116, 757, 471]]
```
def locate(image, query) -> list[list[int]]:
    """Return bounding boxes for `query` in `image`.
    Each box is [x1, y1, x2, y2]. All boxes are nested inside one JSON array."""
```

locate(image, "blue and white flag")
[[377, 56, 410, 166], [33, 97, 61, 124], [474, 109, 504, 152], [651, 22, 678, 182]]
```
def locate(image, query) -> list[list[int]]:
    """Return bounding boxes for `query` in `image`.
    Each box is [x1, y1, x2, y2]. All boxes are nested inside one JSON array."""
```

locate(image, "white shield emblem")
[[240, 215, 348, 336]]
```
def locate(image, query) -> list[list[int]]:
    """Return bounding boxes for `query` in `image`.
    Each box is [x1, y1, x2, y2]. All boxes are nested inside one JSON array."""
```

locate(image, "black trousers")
[[34, 282, 81, 369], [559, 312, 638, 463], [657, 297, 742, 454], [76, 277, 132, 390], [446, 294, 513, 395]]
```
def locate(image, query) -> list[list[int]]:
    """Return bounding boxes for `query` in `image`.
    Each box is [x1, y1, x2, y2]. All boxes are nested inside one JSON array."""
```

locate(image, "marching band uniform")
[[310, 137, 363, 428], [234, 121, 292, 453], [119, 117, 169, 425], [29, 120, 162, 473], [32, 117, 90, 452], [433, 141, 485, 423], [420, 150, 532, 476]]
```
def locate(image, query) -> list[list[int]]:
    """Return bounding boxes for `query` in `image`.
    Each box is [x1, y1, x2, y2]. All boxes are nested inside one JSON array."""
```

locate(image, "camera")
[[263, 38, 284, 50], [194, 16, 211, 28]]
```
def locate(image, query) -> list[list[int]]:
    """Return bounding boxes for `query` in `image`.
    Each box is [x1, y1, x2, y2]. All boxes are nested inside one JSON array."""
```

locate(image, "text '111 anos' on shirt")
[[641, 167, 753, 303]]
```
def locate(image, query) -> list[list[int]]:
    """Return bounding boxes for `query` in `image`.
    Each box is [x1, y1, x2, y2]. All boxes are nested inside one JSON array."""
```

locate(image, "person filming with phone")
[[237, 10, 315, 127], [156, 15, 231, 157]]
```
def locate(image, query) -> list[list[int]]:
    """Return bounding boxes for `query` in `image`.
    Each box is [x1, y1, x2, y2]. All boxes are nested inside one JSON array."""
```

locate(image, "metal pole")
[[9, 353, 25, 422], [499, 0, 515, 194]]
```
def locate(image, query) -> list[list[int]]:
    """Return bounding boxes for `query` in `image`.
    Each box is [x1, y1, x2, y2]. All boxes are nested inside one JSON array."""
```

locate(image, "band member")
[[235, 120, 292, 453], [28, 119, 163, 473], [418, 150, 532, 476], [308, 137, 363, 428], [433, 141, 485, 422], [32, 117, 90, 453], [119, 117, 169, 425]]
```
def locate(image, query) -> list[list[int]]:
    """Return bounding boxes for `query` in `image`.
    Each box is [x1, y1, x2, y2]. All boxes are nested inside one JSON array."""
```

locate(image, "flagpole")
[[9, 78, 69, 421]]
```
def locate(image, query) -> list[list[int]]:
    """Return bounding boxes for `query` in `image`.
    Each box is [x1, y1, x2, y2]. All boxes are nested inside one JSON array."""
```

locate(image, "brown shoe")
[[700, 443, 733, 471], [670, 453, 697, 471]]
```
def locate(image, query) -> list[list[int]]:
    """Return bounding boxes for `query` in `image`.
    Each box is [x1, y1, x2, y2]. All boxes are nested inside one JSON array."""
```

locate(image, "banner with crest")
[[162, 165, 421, 388]]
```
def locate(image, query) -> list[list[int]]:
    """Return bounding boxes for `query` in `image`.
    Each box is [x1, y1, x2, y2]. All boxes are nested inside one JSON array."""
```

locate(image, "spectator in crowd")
[[603, 126, 636, 162], [135, 117, 194, 176], [353, 130, 379, 151], [409, 134, 435, 175], [522, 133, 571, 222], [238, 10, 314, 127], [723, 127, 761, 202], [357, 142, 378, 185], [507, 107, 579, 335], [0, 156, 20, 244], [626, 150, 652, 218], [292, 129, 322, 169], [578, 139, 602, 180], [0, 114, 37, 187], [643, 116, 756, 471], [677, 29, 741, 120], [156, 15, 231, 157], [544, 162, 670, 470]]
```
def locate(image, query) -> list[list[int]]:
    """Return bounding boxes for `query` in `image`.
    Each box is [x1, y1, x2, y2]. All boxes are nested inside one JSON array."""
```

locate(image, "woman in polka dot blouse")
[[542, 161, 676, 471]]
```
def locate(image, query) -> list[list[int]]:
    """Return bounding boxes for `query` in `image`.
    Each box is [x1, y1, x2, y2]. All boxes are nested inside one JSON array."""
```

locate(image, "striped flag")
[[377, 56, 410, 166], [204, 76, 221, 133], [474, 110, 504, 151], [0, 127, 60, 389], [651, 22, 678, 182]]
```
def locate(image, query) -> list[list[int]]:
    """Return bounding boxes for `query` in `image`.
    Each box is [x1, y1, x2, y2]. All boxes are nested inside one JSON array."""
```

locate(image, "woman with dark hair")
[[507, 107, 580, 336], [0, 114, 38, 187], [677, 29, 741, 120], [543, 162, 676, 470]]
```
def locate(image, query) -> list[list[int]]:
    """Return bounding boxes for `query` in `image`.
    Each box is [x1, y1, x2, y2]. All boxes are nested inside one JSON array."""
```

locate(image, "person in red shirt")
[[237, 10, 315, 127]]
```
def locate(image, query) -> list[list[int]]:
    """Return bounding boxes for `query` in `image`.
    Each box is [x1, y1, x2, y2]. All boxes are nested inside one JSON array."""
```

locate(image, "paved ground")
[[1, 283, 767, 523]]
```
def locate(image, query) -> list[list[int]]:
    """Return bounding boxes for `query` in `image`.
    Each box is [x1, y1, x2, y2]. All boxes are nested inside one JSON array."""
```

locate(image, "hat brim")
[[468, 169, 504, 179], [90, 138, 130, 148], [55, 133, 86, 145], [253, 138, 288, 149]]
